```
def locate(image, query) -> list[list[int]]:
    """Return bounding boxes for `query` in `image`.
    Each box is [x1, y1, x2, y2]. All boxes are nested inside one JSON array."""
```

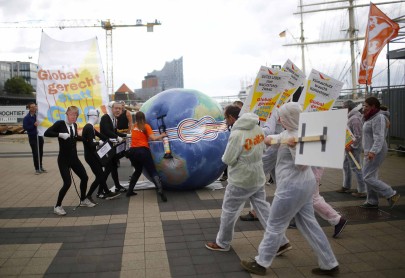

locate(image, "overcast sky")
[[0, 0, 403, 97]]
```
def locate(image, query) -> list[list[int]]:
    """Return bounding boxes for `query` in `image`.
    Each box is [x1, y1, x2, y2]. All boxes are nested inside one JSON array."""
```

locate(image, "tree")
[[4, 77, 34, 95]]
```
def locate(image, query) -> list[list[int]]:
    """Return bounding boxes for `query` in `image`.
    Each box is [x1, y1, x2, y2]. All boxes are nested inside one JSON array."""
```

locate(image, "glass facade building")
[[135, 57, 183, 101], [0, 61, 38, 92]]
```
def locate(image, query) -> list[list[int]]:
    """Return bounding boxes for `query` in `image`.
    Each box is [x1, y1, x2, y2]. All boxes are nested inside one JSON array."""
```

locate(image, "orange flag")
[[358, 3, 399, 85]]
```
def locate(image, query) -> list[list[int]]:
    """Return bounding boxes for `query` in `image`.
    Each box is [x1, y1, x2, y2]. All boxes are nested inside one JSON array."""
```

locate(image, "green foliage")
[[4, 77, 34, 95]]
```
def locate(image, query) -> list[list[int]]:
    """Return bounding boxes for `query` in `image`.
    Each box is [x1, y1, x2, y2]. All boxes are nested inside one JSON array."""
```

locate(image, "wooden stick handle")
[[348, 151, 361, 170], [269, 135, 327, 145]]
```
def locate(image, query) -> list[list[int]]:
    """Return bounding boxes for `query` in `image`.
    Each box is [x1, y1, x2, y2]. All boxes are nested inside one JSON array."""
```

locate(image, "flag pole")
[[36, 133, 40, 171], [365, 80, 368, 96]]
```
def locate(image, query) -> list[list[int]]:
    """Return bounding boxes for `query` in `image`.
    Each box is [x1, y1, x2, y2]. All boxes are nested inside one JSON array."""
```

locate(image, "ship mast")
[[299, 0, 306, 75], [284, 0, 404, 98]]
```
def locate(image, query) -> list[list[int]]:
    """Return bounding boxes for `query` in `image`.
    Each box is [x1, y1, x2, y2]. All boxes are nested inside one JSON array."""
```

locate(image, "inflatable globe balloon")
[[140, 88, 229, 190]]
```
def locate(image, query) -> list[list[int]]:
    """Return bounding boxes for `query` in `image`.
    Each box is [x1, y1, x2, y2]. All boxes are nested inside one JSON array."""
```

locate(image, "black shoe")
[[240, 259, 266, 276], [268, 176, 274, 184], [359, 202, 379, 209], [159, 191, 167, 202], [311, 266, 339, 276], [115, 187, 127, 193], [240, 211, 259, 221], [276, 242, 292, 256], [333, 218, 347, 238], [336, 187, 352, 193], [96, 193, 107, 199], [126, 191, 138, 197], [106, 191, 121, 200]]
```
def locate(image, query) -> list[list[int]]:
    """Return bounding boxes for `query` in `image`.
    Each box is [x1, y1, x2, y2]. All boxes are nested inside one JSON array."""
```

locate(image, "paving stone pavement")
[[0, 135, 405, 277]]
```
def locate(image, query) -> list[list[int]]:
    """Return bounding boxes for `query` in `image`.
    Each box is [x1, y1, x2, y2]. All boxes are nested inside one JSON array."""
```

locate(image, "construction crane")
[[0, 19, 162, 95]]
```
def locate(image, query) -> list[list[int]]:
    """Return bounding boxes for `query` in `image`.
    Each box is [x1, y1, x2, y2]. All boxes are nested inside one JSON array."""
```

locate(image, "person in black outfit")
[[23, 102, 46, 175], [82, 109, 121, 202], [117, 101, 133, 133], [116, 101, 133, 168], [44, 106, 94, 216], [99, 101, 128, 194]]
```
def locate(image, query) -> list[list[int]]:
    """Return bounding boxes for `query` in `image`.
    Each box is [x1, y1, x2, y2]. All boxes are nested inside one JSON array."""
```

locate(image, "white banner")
[[276, 59, 306, 108], [298, 69, 344, 112], [36, 32, 109, 135], [240, 66, 290, 121]]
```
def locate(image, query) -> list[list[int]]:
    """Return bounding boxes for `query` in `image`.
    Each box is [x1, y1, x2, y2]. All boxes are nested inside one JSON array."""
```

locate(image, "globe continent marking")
[[140, 88, 229, 190]]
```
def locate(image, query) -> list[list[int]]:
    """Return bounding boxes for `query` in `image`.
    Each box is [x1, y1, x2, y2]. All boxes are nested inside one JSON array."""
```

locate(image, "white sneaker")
[[80, 198, 96, 207], [54, 206, 66, 216]]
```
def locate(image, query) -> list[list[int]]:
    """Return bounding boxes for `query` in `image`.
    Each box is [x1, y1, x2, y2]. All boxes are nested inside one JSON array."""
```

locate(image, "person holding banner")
[[23, 102, 46, 175], [241, 102, 339, 276], [82, 109, 121, 203], [44, 106, 93, 216], [360, 97, 400, 209], [205, 106, 291, 255], [126, 111, 167, 202], [100, 101, 128, 194], [337, 100, 366, 198]]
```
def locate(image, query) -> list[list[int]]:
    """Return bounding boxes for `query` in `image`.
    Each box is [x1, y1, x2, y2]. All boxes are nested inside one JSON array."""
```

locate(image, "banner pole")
[[348, 151, 361, 170], [269, 135, 326, 145], [36, 133, 41, 171]]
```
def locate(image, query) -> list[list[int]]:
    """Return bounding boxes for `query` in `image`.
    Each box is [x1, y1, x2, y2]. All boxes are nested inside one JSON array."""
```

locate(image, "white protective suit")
[[343, 109, 366, 193], [216, 113, 288, 249], [312, 166, 341, 226], [262, 107, 284, 181], [362, 110, 396, 205], [246, 108, 284, 212], [255, 102, 338, 270]]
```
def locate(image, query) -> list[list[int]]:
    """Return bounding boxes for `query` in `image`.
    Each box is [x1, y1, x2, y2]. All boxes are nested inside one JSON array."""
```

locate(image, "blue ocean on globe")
[[140, 88, 229, 190]]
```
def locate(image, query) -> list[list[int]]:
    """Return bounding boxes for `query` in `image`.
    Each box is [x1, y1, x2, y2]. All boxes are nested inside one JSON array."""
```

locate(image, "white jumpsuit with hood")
[[216, 113, 288, 249], [255, 102, 339, 270], [262, 107, 284, 181], [363, 110, 396, 205]]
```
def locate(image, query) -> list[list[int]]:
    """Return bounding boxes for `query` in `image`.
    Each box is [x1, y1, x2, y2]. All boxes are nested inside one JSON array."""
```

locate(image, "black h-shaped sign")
[[299, 123, 327, 155]]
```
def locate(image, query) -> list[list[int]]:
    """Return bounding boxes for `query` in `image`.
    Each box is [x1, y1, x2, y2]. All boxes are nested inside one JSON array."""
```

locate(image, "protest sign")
[[240, 66, 290, 121], [345, 127, 361, 169], [295, 109, 347, 169], [276, 59, 306, 108], [298, 69, 344, 112]]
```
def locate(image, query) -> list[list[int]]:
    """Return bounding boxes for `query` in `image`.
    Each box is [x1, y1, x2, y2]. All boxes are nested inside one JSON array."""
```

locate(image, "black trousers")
[[104, 156, 122, 189], [84, 154, 110, 196], [56, 156, 88, 207], [28, 135, 44, 171], [128, 147, 159, 192]]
